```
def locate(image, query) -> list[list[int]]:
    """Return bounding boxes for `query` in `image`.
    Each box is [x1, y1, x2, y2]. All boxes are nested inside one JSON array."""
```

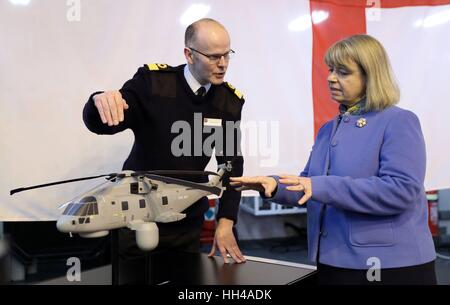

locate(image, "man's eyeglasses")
[[188, 47, 235, 63]]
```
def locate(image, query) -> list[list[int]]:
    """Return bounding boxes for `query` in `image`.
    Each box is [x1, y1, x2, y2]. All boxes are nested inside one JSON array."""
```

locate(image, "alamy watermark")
[[366, 0, 381, 22], [366, 257, 381, 282], [67, 0, 81, 22], [170, 113, 279, 168], [66, 257, 81, 282]]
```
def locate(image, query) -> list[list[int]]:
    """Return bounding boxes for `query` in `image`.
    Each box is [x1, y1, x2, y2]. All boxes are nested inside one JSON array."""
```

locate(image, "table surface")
[[36, 251, 316, 285]]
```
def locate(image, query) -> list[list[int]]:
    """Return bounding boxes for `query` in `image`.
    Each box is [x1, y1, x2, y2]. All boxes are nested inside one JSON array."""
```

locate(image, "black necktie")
[[196, 86, 206, 97]]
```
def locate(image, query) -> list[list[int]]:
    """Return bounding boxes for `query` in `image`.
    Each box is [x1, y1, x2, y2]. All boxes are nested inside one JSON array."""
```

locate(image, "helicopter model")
[[10, 163, 232, 251]]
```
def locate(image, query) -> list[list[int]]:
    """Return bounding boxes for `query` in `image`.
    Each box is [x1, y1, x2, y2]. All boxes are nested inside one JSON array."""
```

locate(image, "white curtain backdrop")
[[1, 0, 448, 220], [0, 0, 313, 220], [366, 4, 450, 191]]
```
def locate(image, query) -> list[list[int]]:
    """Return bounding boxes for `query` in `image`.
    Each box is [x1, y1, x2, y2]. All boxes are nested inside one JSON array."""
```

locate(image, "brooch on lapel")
[[356, 118, 367, 128]]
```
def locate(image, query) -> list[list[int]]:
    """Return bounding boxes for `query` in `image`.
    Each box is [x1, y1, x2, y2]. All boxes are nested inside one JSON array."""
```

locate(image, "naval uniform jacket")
[[83, 64, 245, 225]]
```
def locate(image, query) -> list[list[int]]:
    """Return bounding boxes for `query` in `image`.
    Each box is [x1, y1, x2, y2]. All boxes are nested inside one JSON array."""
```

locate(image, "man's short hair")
[[185, 18, 225, 47]]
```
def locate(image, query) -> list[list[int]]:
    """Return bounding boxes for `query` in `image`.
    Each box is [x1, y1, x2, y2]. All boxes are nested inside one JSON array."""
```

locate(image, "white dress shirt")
[[184, 65, 211, 95]]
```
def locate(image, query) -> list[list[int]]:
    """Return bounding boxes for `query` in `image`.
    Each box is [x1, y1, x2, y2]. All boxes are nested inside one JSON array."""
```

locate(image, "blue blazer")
[[271, 106, 436, 269]]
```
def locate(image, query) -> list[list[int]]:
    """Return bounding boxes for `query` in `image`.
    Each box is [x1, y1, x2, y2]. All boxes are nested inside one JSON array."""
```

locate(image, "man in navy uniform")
[[83, 18, 245, 264]]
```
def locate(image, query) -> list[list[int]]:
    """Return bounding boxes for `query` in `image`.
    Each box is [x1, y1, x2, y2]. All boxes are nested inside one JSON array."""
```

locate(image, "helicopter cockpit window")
[[63, 196, 99, 216], [63, 203, 88, 216], [87, 203, 94, 215]]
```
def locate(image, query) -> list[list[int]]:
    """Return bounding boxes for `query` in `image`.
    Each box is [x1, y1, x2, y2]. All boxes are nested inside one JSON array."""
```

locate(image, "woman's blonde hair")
[[325, 34, 400, 111]]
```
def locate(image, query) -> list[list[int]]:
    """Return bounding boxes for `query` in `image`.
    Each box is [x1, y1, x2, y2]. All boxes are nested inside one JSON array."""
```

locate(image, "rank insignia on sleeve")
[[147, 63, 169, 71]]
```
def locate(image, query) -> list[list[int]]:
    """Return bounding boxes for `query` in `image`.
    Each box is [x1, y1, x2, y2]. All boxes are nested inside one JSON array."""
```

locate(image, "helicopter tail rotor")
[[208, 162, 233, 188]]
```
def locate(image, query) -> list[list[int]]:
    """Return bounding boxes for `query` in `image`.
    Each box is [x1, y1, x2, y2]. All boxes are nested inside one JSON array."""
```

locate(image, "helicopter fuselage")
[[56, 173, 214, 236]]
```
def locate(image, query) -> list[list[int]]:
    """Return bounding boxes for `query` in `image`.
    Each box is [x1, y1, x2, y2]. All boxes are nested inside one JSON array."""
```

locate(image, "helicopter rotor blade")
[[58, 202, 71, 210], [10, 173, 118, 195], [144, 174, 222, 196], [135, 170, 219, 177]]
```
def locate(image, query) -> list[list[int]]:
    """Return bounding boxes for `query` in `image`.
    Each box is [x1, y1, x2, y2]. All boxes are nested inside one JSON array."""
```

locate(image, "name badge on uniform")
[[203, 118, 222, 127]]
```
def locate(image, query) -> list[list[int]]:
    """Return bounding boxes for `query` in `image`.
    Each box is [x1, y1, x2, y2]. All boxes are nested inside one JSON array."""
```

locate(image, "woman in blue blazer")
[[231, 34, 436, 284]]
